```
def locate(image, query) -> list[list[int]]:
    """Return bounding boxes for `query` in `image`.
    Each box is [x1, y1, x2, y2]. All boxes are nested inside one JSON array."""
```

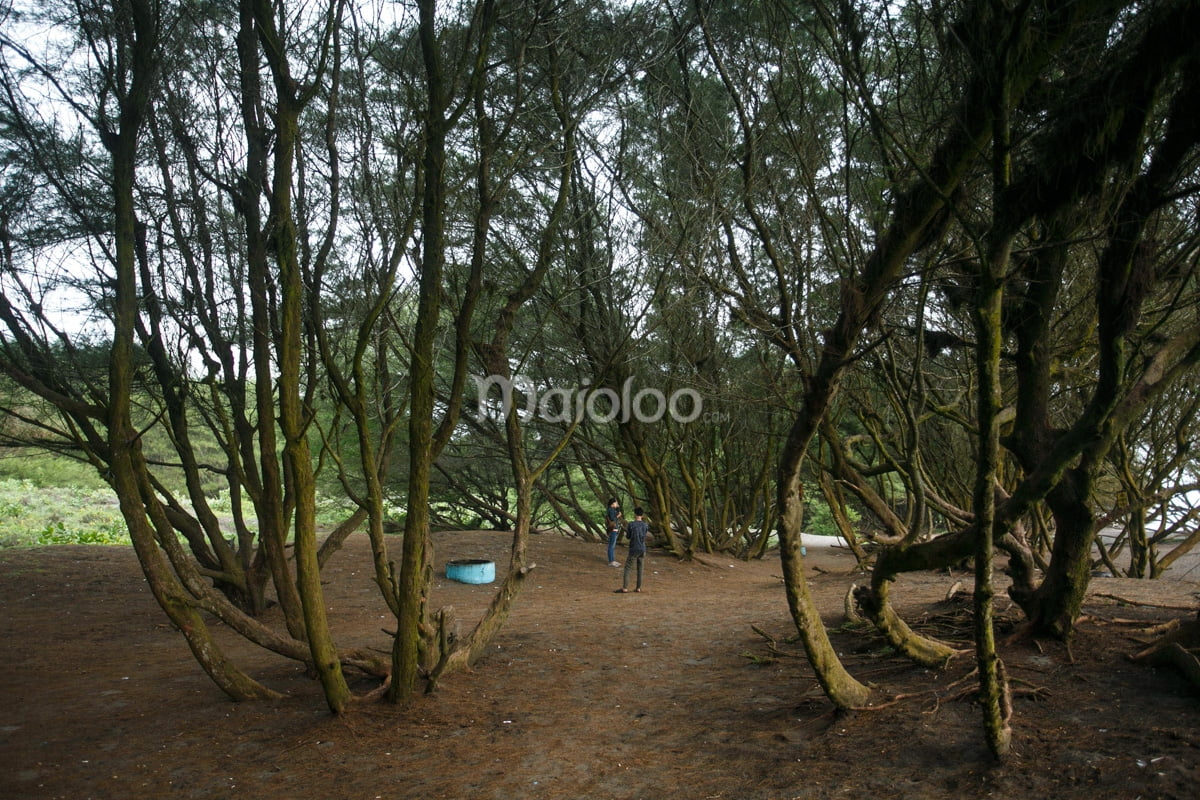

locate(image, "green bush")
[[803, 487, 860, 538], [35, 518, 130, 546]]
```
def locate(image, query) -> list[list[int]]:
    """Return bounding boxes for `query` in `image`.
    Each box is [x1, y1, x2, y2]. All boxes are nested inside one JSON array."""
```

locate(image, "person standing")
[[617, 507, 650, 592], [604, 498, 624, 566]]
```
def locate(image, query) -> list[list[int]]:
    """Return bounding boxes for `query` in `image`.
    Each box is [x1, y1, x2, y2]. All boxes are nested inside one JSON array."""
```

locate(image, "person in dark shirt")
[[604, 497, 624, 566], [617, 507, 650, 593]]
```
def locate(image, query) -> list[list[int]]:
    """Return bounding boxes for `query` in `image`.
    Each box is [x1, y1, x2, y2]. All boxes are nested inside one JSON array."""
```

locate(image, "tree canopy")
[[2, 0, 1198, 756]]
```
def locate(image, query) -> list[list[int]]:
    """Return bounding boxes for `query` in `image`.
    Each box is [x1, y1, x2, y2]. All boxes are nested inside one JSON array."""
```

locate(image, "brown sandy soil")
[[2, 530, 1198, 800]]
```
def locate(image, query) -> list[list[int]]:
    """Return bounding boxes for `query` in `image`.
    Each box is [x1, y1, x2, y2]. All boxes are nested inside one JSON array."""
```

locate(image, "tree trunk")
[[391, 0, 450, 703], [105, 0, 279, 703], [777, 425, 871, 708], [970, 42, 1016, 758], [971, 239, 1012, 758], [253, 0, 352, 713], [1022, 474, 1097, 638], [236, 0, 305, 642]]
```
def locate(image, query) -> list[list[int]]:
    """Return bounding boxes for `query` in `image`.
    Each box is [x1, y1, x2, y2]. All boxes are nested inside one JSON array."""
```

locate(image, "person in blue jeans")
[[616, 507, 650, 592], [605, 498, 624, 566]]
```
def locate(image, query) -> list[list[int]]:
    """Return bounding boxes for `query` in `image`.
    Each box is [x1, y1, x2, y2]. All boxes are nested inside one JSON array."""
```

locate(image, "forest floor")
[[2, 530, 1199, 800]]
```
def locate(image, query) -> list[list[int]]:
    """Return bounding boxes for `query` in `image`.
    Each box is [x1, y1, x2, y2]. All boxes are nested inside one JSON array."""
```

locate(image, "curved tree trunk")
[[778, 430, 871, 708], [118, 456, 285, 701], [816, 455, 873, 568], [426, 471, 535, 689], [854, 575, 959, 667], [124, 494, 284, 701]]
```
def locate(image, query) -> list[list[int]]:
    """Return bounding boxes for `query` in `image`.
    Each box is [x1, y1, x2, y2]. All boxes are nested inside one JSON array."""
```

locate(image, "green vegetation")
[[0, 478, 130, 548], [0, 452, 111, 493], [0, 453, 361, 548], [805, 490, 860, 539]]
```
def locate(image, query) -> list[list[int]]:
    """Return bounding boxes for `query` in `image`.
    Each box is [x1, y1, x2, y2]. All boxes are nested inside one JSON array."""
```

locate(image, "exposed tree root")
[[1129, 612, 1200, 690], [854, 583, 963, 667], [843, 583, 864, 625]]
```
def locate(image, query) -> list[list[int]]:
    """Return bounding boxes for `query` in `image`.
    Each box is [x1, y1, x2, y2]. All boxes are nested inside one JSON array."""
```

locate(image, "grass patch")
[[0, 475, 365, 549], [0, 478, 130, 548], [0, 451, 110, 492]]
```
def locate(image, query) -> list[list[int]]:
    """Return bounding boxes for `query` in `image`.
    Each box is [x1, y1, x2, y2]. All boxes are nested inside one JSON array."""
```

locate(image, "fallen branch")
[[1092, 592, 1197, 612], [749, 623, 803, 659]]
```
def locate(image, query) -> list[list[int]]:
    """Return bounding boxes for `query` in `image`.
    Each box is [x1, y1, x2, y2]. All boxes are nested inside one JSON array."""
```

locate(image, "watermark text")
[[472, 375, 703, 425]]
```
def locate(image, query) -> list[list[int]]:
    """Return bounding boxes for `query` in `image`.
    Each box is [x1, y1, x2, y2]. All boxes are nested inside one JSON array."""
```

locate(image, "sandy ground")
[[2, 530, 1199, 800]]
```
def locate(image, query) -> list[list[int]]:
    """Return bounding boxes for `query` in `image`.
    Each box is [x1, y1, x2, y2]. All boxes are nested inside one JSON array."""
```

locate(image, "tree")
[[0, 0, 391, 710], [660, 0, 1200, 752], [0, 0, 290, 700]]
